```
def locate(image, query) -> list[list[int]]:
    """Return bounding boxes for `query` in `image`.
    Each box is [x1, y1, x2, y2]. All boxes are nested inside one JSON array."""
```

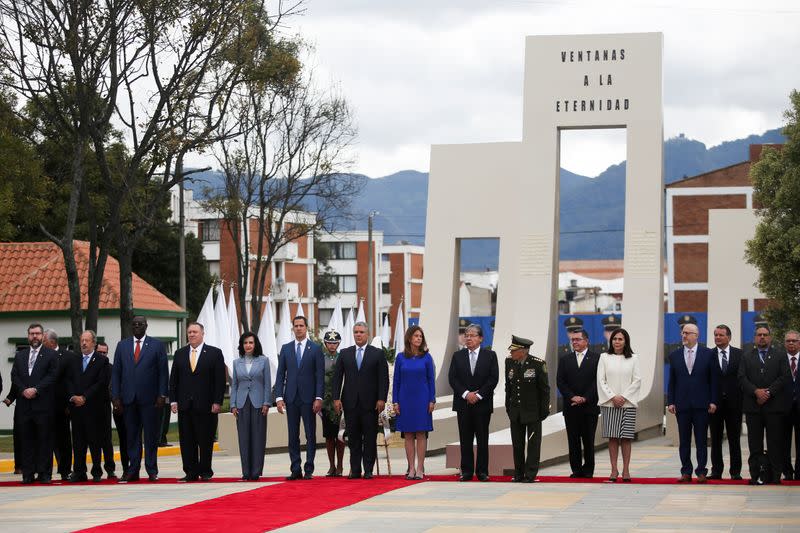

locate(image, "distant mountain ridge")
[[188, 128, 785, 270]]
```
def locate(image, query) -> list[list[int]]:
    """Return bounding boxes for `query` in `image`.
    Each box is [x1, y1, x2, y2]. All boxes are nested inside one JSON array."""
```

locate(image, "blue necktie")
[[296, 342, 303, 367], [83, 355, 90, 372], [357, 347, 363, 370], [721, 350, 728, 373], [759, 350, 766, 364]]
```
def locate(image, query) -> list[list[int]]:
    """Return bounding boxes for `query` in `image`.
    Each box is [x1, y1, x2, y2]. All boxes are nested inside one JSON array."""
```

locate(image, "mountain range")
[[189, 128, 785, 271]]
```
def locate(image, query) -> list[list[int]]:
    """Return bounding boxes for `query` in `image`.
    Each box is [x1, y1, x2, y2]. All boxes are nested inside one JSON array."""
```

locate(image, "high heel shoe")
[[622, 472, 631, 482], [414, 470, 425, 480], [608, 472, 619, 482]]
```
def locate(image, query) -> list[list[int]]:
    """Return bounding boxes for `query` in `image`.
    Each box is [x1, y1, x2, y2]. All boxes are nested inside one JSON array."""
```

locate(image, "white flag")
[[214, 285, 235, 372], [227, 287, 240, 347], [196, 287, 217, 350], [257, 296, 279, 387], [356, 299, 366, 323], [341, 307, 355, 349], [328, 298, 344, 335], [393, 304, 405, 355], [276, 299, 293, 350], [380, 314, 390, 348]]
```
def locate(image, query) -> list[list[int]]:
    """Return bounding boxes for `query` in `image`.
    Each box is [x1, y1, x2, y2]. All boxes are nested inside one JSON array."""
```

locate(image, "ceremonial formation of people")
[[3, 315, 798, 486]]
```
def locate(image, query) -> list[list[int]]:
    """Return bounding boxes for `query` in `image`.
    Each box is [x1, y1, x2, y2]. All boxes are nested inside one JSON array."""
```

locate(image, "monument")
[[421, 33, 666, 458]]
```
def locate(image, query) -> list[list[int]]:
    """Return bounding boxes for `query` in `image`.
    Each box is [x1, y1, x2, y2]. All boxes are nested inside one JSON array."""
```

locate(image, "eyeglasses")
[[132, 321, 146, 326]]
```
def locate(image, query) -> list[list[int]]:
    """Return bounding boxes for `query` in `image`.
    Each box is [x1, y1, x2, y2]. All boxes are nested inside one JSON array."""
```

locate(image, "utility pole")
[[367, 211, 379, 336]]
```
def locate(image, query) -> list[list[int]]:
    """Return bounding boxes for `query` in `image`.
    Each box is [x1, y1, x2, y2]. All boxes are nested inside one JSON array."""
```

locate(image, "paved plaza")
[[1, 436, 799, 532]]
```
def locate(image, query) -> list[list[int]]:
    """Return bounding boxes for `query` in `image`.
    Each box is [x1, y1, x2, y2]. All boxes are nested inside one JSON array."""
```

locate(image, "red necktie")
[[792, 356, 797, 379], [134, 339, 141, 363]]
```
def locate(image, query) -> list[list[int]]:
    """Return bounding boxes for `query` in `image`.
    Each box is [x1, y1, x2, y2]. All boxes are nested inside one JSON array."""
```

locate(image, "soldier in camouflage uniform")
[[505, 335, 550, 482]]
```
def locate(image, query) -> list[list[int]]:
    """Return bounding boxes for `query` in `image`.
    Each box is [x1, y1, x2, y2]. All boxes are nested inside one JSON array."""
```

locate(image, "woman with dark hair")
[[597, 327, 641, 482], [392, 325, 436, 479], [230, 332, 272, 480]]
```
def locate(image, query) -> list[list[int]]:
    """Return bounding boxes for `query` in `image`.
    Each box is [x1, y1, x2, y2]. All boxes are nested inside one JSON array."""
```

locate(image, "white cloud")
[[187, 0, 800, 177]]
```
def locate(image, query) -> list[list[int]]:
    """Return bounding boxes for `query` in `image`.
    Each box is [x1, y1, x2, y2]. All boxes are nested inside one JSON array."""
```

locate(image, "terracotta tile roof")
[[0, 241, 183, 313]]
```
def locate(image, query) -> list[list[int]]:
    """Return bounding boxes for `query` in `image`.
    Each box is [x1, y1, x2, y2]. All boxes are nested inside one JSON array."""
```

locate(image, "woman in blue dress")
[[392, 325, 436, 479]]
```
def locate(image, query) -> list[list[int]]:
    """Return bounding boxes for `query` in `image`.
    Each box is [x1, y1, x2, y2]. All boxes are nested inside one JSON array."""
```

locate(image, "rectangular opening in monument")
[[458, 238, 499, 350], [556, 127, 626, 407]]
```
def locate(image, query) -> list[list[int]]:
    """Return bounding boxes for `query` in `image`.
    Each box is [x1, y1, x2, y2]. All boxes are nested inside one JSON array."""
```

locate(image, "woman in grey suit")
[[230, 332, 272, 480]]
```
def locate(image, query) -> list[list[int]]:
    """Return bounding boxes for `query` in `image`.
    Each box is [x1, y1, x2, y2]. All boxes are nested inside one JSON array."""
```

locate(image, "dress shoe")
[[511, 475, 524, 482], [118, 472, 139, 483], [477, 474, 490, 482], [21, 476, 34, 484], [731, 475, 743, 480], [748, 478, 764, 486], [148, 474, 158, 482], [107, 474, 118, 481], [696, 474, 708, 484], [326, 467, 337, 477], [60, 473, 70, 481], [178, 475, 198, 482], [38, 474, 52, 484], [200, 474, 213, 481], [784, 473, 794, 481], [707, 474, 722, 480], [569, 473, 581, 478], [92, 475, 103, 482], [677, 474, 691, 483], [303, 473, 313, 480], [459, 474, 473, 482], [363, 472, 374, 479], [68, 473, 88, 483], [521, 476, 536, 483], [347, 473, 361, 479], [768, 479, 782, 485], [286, 472, 302, 481]]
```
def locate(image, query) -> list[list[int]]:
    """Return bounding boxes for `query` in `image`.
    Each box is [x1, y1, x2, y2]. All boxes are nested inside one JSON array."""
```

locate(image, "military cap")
[[602, 314, 621, 330], [564, 316, 584, 332], [323, 330, 342, 343], [508, 335, 533, 351], [753, 313, 768, 328], [676, 314, 697, 327]]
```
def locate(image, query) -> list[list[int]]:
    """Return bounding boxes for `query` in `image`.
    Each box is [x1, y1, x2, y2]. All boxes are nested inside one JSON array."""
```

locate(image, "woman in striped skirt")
[[597, 327, 641, 482]]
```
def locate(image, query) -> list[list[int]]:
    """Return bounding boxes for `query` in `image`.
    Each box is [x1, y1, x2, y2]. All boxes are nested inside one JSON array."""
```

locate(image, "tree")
[[204, 70, 361, 333], [314, 235, 339, 302], [0, 0, 301, 341], [745, 90, 800, 334]]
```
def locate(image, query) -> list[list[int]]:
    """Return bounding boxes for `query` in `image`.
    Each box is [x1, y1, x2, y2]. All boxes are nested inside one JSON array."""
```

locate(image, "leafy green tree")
[[745, 90, 800, 333], [314, 236, 339, 303]]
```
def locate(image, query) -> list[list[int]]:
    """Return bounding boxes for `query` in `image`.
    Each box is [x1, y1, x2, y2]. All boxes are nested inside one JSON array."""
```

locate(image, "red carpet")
[[75, 477, 416, 532], [3, 474, 798, 488]]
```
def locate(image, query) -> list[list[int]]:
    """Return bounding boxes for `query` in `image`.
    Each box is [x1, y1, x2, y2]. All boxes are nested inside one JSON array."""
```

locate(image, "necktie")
[[28, 349, 38, 375], [576, 351, 584, 368], [83, 355, 90, 372], [792, 356, 797, 380], [357, 347, 364, 370], [759, 350, 766, 364], [190, 348, 197, 372], [721, 350, 728, 373], [296, 342, 303, 367], [134, 339, 141, 363], [686, 348, 694, 374], [469, 351, 477, 375]]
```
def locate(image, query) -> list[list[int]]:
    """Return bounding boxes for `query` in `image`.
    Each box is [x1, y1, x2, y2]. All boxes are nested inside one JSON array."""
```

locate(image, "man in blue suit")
[[111, 315, 169, 482], [668, 321, 718, 483], [275, 315, 324, 480]]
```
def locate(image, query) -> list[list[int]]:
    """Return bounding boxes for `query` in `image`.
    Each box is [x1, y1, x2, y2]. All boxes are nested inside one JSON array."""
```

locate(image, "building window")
[[381, 282, 391, 294], [335, 275, 357, 293], [208, 261, 220, 277], [201, 219, 221, 241], [319, 309, 333, 328], [329, 242, 357, 259]]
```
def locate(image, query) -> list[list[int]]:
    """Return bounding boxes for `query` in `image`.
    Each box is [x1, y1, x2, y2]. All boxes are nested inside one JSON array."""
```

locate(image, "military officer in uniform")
[[505, 335, 550, 482]]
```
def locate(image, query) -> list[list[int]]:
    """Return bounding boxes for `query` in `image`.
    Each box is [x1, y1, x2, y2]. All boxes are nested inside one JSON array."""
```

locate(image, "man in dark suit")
[[447, 323, 499, 482], [111, 315, 169, 482], [95, 341, 118, 479], [67, 330, 110, 482], [275, 315, 325, 480], [782, 330, 800, 480], [3, 380, 21, 473], [708, 324, 744, 480], [333, 321, 389, 479], [170, 322, 226, 481], [11, 323, 59, 483], [42, 328, 79, 481], [738, 325, 791, 485], [557, 327, 600, 478], [667, 322, 718, 483]]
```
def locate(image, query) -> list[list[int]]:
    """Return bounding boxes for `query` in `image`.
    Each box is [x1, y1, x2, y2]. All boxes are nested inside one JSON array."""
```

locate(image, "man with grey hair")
[[448, 323, 499, 481], [333, 321, 389, 479], [782, 330, 800, 480], [68, 330, 110, 482], [43, 328, 79, 481]]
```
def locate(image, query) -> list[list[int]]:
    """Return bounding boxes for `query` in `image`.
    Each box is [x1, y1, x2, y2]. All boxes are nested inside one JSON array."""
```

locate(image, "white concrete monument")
[[422, 32, 665, 444]]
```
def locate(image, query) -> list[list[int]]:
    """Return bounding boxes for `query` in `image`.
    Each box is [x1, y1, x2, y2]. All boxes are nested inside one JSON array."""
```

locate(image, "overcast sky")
[[221, 0, 799, 178]]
